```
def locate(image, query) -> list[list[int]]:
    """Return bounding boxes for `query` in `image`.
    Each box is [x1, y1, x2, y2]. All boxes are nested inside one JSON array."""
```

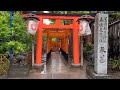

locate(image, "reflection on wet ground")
[[8, 52, 88, 79]]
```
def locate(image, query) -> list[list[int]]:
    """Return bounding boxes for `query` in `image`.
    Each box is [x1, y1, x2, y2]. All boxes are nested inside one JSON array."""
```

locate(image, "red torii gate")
[[22, 13, 85, 67]]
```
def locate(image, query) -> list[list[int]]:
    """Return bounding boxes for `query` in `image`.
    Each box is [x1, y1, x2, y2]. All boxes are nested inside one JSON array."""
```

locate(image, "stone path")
[[8, 52, 88, 79]]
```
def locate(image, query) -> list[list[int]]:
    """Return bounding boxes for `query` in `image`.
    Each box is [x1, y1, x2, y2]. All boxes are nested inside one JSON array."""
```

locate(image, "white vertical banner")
[[94, 13, 108, 74]]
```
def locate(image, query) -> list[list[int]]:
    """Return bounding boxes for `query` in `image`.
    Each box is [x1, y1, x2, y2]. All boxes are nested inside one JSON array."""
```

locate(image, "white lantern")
[[27, 19, 39, 35], [78, 20, 91, 36], [26, 13, 40, 35], [77, 15, 94, 36]]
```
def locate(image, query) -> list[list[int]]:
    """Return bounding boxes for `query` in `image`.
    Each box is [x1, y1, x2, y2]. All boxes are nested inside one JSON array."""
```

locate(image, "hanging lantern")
[[77, 15, 94, 36], [26, 13, 40, 35], [79, 20, 91, 36]]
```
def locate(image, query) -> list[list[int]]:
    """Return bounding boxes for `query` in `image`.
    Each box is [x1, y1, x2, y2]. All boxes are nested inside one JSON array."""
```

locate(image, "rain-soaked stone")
[[7, 52, 88, 79]]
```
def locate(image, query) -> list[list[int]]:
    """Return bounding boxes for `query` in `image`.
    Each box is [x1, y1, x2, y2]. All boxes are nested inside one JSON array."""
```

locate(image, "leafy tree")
[[49, 11, 90, 14], [48, 11, 90, 24], [0, 11, 32, 54], [109, 11, 120, 23]]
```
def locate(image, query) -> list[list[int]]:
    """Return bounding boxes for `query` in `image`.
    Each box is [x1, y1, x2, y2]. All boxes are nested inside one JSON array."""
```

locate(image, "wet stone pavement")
[[8, 52, 88, 79]]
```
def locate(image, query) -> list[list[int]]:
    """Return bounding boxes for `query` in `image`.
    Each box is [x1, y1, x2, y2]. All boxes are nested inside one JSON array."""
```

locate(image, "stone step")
[[9, 64, 30, 68], [8, 65, 31, 78]]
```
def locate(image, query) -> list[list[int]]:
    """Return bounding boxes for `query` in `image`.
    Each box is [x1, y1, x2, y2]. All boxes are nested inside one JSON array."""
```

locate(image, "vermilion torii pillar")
[[34, 16, 81, 68], [35, 17, 43, 67], [71, 18, 81, 67], [22, 13, 98, 68]]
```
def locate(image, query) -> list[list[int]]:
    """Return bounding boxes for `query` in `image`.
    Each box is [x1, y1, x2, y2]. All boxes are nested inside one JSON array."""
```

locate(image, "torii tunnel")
[[22, 12, 94, 67]]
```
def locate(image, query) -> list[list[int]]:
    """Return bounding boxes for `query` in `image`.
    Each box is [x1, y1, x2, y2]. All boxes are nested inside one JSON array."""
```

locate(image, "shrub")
[[0, 11, 32, 54]]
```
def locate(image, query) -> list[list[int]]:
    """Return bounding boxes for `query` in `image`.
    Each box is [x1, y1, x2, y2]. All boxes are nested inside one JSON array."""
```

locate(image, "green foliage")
[[42, 34, 47, 46], [67, 11, 90, 14], [49, 11, 65, 14], [52, 38, 57, 42], [0, 11, 31, 54], [4, 41, 26, 54], [49, 11, 90, 14], [83, 44, 93, 52], [83, 43, 93, 61], [109, 11, 120, 23], [110, 58, 120, 70], [48, 11, 90, 25]]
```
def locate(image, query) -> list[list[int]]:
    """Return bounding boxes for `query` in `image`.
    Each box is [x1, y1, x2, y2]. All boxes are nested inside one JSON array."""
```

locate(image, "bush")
[[83, 44, 94, 63], [83, 44, 93, 52], [0, 11, 32, 54], [109, 58, 120, 70]]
